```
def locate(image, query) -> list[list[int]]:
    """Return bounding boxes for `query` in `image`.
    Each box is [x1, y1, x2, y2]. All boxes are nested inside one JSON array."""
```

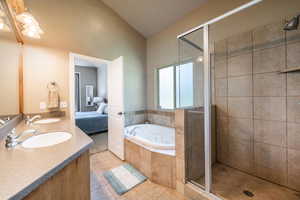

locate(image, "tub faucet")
[[129, 127, 139, 136], [25, 115, 41, 125]]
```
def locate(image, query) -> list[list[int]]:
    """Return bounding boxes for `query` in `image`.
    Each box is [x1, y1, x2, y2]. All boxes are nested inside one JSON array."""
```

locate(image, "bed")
[[75, 112, 108, 135]]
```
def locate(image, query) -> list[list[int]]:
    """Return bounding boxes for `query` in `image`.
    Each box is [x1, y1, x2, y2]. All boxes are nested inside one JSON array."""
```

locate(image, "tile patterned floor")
[[90, 151, 186, 200], [196, 164, 300, 200]]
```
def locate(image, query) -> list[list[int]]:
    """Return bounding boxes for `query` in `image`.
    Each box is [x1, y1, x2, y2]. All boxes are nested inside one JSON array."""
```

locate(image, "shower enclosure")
[[177, 0, 300, 199]]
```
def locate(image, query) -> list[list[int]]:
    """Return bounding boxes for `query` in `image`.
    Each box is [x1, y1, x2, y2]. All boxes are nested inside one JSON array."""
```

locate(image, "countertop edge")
[[9, 141, 93, 200]]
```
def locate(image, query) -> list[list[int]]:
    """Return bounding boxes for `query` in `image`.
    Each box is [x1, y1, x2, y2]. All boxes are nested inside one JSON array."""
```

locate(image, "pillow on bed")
[[103, 105, 108, 114], [97, 103, 106, 114]]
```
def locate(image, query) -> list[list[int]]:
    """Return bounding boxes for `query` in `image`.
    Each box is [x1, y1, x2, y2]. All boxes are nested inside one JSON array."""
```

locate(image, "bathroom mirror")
[[0, 1, 22, 126]]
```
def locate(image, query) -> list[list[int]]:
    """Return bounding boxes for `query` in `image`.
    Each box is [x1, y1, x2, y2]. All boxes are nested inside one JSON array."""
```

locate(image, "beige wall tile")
[[228, 53, 252, 77], [228, 97, 253, 118], [217, 117, 228, 135], [214, 39, 227, 60], [152, 152, 176, 188], [254, 142, 287, 185], [287, 97, 300, 123], [254, 142, 287, 169], [253, 20, 285, 50], [253, 45, 286, 73], [287, 42, 300, 68], [287, 123, 300, 151], [215, 78, 228, 97], [288, 149, 300, 191], [217, 131, 229, 165], [254, 97, 286, 121], [215, 59, 227, 78], [253, 72, 286, 97], [175, 130, 185, 160], [228, 138, 254, 173], [287, 71, 300, 96], [227, 31, 252, 56], [175, 109, 186, 132], [228, 75, 252, 97], [176, 181, 185, 195], [228, 117, 253, 142], [176, 158, 185, 182], [254, 120, 287, 147], [215, 97, 227, 118]]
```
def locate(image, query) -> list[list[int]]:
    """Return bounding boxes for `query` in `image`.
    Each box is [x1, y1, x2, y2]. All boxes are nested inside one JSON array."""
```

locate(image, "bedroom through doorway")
[[71, 53, 109, 154]]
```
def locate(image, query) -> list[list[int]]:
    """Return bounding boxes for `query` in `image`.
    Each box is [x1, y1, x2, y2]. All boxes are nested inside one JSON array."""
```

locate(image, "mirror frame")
[[0, 0, 24, 139]]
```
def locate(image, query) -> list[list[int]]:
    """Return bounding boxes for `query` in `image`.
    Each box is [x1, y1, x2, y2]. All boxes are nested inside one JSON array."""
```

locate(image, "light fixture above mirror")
[[0, 2, 11, 32], [0, 0, 44, 41], [16, 11, 43, 39]]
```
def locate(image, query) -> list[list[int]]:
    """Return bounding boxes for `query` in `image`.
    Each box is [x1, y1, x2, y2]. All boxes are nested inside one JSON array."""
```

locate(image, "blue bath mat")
[[103, 163, 147, 195]]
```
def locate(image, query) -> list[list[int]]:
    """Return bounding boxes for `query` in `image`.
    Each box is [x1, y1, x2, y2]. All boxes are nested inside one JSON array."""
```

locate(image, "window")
[[158, 62, 194, 109], [158, 66, 174, 109], [176, 62, 194, 108]]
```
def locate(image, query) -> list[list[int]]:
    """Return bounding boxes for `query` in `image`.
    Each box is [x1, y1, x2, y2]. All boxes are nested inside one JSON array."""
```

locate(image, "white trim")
[[69, 52, 111, 122], [177, 0, 263, 38], [74, 72, 81, 112], [203, 24, 212, 192]]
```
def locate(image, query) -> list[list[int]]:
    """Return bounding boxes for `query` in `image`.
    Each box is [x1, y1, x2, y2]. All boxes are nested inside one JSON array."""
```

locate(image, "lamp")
[[93, 97, 103, 104]]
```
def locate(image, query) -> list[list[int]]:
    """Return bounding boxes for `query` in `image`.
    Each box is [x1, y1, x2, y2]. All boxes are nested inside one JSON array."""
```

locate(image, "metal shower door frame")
[[177, 0, 263, 199]]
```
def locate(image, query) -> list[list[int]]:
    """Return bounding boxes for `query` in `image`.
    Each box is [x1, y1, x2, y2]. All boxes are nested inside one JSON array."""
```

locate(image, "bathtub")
[[124, 123, 176, 188], [124, 124, 175, 151]]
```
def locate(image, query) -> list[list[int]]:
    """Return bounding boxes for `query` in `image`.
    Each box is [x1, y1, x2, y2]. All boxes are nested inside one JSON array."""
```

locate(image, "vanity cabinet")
[[24, 151, 90, 200]]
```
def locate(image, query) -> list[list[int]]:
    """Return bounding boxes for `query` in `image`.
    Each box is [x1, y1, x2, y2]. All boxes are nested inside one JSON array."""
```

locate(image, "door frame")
[[69, 53, 111, 122], [74, 72, 81, 112]]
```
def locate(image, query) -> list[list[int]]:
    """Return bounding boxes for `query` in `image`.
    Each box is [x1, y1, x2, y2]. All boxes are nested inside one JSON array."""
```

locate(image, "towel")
[[48, 85, 59, 109]]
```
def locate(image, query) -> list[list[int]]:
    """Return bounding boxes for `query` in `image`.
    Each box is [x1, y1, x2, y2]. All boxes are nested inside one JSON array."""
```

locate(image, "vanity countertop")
[[0, 118, 93, 200]]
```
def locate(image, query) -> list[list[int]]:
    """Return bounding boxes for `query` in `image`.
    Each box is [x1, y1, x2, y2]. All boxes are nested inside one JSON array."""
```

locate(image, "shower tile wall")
[[215, 18, 300, 191], [146, 110, 175, 128], [124, 110, 175, 128], [125, 111, 146, 126]]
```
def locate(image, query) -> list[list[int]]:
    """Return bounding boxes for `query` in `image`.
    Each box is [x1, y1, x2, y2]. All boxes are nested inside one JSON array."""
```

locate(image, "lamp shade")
[[93, 97, 103, 103]]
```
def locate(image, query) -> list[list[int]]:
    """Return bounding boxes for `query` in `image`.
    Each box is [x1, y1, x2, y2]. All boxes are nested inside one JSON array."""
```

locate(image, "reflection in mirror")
[[0, 1, 21, 126]]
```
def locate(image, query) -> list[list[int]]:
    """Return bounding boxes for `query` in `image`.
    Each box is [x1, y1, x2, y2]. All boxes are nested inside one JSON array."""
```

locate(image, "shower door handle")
[[117, 112, 124, 115]]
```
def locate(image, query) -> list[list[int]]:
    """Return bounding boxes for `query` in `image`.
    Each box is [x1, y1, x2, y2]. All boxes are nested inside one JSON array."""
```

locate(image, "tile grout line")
[[251, 29, 255, 174], [285, 27, 289, 186], [226, 39, 229, 164]]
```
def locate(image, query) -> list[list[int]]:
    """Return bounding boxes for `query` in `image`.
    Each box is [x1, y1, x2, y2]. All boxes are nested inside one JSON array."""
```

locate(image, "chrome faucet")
[[0, 117, 10, 126], [5, 128, 37, 148], [129, 127, 139, 136], [0, 119, 6, 126], [25, 115, 41, 125]]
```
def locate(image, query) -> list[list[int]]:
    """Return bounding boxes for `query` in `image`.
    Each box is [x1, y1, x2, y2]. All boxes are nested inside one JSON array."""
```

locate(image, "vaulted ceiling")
[[101, 0, 207, 38]]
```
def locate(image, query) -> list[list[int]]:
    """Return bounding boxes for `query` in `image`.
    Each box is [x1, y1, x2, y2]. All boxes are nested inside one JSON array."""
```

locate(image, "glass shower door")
[[178, 27, 212, 191]]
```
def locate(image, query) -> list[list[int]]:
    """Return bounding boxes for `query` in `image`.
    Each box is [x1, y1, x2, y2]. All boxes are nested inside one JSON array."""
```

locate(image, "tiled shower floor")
[[90, 151, 187, 200], [196, 163, 300, 200]]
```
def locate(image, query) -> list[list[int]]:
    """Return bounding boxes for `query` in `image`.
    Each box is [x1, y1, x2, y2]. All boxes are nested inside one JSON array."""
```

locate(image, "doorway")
[[75, 72, 81, 112], [69, 53, 125, 159]]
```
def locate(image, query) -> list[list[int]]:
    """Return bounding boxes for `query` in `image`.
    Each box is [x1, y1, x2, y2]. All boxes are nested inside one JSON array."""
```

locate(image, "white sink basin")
[[34, 118, 61, 124], [22, 132, 72, 149]]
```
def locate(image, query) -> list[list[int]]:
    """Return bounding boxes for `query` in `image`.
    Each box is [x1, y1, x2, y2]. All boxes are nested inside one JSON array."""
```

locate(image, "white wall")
[[23, 0, 146, 115], [147, 0, 300, 110], [97, 65, 107, 98]]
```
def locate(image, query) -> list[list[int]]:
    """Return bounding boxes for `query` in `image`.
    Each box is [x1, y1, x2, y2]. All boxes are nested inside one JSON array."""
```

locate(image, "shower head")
[[284, 15, 300, 31]]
